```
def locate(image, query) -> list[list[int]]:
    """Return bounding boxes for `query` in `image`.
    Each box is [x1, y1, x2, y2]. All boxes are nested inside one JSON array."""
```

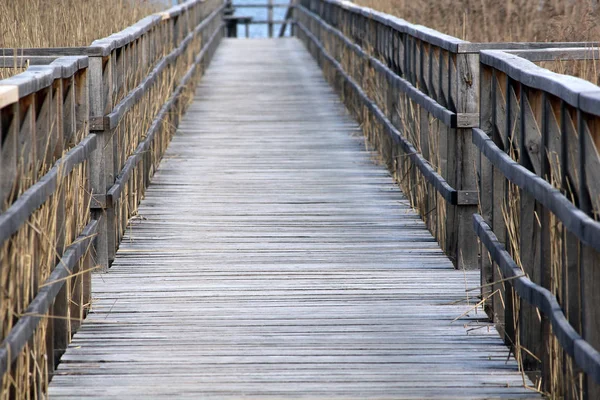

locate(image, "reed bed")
[[355, 0, 600, 43], [0, 66, 27, 80], [356, 0, 600, 83], [0, 0, 161, 79], [0, 0, 160, 48]]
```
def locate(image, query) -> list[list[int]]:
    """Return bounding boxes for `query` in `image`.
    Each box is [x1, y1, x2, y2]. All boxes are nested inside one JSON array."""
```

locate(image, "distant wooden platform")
[[49, 39, 538, 399]]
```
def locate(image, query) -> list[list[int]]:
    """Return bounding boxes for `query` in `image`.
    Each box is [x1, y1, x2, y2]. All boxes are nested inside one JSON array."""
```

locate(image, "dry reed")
[[356, 0, 600, 83], [355, 0, 600, 43], [0, 0, 160, 48], [0, 0, 161, 79]]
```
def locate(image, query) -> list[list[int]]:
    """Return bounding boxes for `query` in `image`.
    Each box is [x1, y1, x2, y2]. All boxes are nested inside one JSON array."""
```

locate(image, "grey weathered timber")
[[476, 49, 600, 396], [49, 39, 537, 399]]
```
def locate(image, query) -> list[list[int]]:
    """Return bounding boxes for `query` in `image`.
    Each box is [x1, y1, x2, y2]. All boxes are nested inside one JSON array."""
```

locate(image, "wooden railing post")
[[452, 53, 479, 270], [73, 67, 92, 316], [89, 55, 114, 272], [578, 109, 600, 399], [477, 64, 494, 318], [224, 1, 235, 37], [50, 76, 71, 371], [268, 0, 274, 38], [291, 0, 297, 37]]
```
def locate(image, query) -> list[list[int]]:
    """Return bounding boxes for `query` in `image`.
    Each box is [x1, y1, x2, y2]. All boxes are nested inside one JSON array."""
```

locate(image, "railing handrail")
[[0, 56, 87, 98], [481, 49, 600, 113]]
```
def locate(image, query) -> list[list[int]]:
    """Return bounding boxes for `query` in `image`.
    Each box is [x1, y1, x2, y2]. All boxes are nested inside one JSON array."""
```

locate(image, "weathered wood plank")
[[49, 39, 537, 399]]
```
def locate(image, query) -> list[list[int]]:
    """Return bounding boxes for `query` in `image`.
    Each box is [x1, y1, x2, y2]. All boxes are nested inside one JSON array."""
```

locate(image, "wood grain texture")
[[49, 39, 538, 399]]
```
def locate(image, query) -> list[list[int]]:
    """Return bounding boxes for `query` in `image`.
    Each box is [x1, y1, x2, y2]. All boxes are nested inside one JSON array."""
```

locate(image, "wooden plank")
[[0, 85, 18, 109], [88, 55, 112, 271], [0, 102, 18, 210], [518, 85, 543, 380], [49, 39, 537, 400], [579, 113, 600, 398], [478, 65, 494, 316], [454, 52, 479, 270]]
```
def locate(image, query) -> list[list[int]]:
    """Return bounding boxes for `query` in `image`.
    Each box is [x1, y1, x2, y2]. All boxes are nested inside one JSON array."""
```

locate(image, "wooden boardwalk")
[[49, 39, 537, 399]]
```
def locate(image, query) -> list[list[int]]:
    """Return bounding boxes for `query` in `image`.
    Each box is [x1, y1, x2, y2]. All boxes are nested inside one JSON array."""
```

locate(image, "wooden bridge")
[[1, 0, 600, 399]]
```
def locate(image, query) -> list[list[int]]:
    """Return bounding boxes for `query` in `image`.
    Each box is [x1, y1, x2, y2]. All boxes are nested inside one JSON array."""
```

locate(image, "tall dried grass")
[[0, 0, 162, 79], [356, 0, 600, 84], [0, 0, 160, 48], [355, 0, 600, 43]]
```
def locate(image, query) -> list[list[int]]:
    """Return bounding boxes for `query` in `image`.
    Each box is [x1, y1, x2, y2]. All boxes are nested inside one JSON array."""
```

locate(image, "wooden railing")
[[474, 48, 600, 398], [294, 0, 595, 271], [84, 0, 225, 270], [293, 0, 600, 397], [2, 0, 600, 398], [0, 56, 94, 397], [0, 0, 224, 396]]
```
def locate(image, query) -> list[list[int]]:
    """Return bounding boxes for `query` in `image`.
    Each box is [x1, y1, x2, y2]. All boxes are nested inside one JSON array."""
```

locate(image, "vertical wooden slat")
[[427, 44, 434, 99], [578, 111, 600, 399], [538, 91, 553, 394], [107, 51, 120, 266], [438, 50, 449, 252], [449, 52, 479, 270], [51, 78, 70, 372], [498, 72, 514, 345], [0, 100, 18, 211], [63, 76, 82, 335], [268, 0, 274, 38], [63, 77, 75, 147], [443, 53, 458, 265], [558, 100, 582, 340], [518, 84, 543, 378], [34, 88, 51, 175], [79, 69, 92, 312], [479, 64, 494, 316], [89, 55, 113, 272]]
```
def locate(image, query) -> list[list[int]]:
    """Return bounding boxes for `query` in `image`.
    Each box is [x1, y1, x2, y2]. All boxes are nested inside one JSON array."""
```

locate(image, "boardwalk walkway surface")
[[49, 39, 537, 399]]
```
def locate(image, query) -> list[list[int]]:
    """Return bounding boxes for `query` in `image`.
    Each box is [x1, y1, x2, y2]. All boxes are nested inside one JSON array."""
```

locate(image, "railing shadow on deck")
[[0, 0, 224, 396], [292, 0, 600, 397]]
